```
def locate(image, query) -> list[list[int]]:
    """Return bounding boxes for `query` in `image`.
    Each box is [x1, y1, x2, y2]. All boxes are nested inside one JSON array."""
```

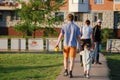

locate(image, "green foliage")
[[14, 0, 66, 38], [0, 53, 63, 80], [44, 27, 59, 37], [14, 23, 32, 37], [101, 28, 116, 47]]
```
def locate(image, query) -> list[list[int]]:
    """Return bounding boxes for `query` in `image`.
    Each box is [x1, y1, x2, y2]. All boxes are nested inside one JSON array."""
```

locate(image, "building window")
[[55, 12, 64, 21], [73, 0, 84, 4], [11, 12, 15, 21], [11, 11, 20, 21], [74, 12, 83, 22], [115, 0, 120, 3], [0, 12, 3, 21], [93, 13, 103, 22], [94, 0, 104, 4], [118, 13, 120, 22]]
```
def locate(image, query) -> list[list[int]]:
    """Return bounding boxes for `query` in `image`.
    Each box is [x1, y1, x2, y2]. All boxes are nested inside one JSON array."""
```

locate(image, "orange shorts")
[[63, 46, 76, 58]]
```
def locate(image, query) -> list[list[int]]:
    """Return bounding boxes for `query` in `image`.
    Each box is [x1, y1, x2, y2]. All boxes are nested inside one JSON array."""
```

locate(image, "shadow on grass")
[[0, 63, 63, 73], [105, 54, 120, 80]]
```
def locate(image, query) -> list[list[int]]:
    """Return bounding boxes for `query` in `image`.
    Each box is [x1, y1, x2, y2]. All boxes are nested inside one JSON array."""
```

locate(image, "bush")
[[101, 28, 116, 47], [43, 27, 59, 37]]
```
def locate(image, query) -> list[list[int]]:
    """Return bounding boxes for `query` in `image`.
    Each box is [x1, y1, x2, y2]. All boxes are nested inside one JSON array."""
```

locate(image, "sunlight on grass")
[[0, 53, 63, 80]]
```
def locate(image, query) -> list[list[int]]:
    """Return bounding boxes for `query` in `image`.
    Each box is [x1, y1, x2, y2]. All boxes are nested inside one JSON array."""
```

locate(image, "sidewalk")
[[56, 53, 110, 80]]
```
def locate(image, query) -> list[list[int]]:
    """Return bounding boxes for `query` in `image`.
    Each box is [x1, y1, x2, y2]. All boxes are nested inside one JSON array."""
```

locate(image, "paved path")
[[56, 53, 110, 80]]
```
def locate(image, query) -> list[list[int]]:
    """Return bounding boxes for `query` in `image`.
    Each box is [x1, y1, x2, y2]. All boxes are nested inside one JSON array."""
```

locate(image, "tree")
[[14, 0, 65, 38]]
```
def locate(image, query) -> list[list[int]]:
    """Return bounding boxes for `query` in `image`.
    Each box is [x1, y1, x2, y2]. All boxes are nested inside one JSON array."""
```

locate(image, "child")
[[79, 43, 94, 78]]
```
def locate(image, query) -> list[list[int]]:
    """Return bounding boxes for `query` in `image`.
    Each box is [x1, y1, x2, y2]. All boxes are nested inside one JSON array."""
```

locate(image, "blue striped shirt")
[[61, 22, 80, 47]]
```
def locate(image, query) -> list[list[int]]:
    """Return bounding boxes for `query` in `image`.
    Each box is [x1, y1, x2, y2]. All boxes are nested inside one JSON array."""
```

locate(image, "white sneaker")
[[86, 74, 90, 78]]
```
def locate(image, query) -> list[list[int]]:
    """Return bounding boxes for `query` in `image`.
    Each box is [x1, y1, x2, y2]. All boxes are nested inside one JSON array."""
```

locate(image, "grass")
[[0, 53, 63, 80], [104, 53, 120, 80]]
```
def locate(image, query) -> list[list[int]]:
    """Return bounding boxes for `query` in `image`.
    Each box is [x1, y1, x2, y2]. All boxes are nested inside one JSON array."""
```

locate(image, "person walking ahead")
[[55, 14, 81, 78], [93, 19, 102, 64], [80, 20, 93, 66]]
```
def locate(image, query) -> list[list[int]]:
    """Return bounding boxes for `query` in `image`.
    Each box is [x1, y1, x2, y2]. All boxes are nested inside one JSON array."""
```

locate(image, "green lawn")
[[0, 53, 63, 80], [104, 53, 120, 80]]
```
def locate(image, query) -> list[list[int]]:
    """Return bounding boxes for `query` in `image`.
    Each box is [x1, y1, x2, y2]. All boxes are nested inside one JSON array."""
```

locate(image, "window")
[[11, 11, 20, 21], [98, 13, 103, 21], [73, 0, 84, 4], [74, 12, 83, 22], [93, 13, 97, 22], [115, 0, 120, 3], [55, 12, 64, 21], [0, 12, 3, 21], [94, 0, 104, 4], [93, 13, 103, 22], [118, 13, 120, 22], [11, 12, 15, 21]]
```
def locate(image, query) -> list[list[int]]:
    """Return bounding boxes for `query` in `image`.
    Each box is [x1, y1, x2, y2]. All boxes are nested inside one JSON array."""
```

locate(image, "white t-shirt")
[[80, 25, 93, 39]]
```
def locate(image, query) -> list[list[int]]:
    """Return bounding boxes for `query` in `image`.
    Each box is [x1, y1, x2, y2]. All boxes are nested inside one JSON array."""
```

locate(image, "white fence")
[[106, 39, 120, 53], [46, 38, 62, 51], [0, 38, 8, 51], [11, 38, 26, 51], [0, 38, 62, 52], [0, 38, 81, 52], [28, 38, 43, 51]]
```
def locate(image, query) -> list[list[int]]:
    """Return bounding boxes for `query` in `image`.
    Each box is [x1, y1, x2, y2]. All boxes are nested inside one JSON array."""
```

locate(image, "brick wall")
[[114, 4, 120, 10], [8, 27, 23, 36], [90, 0, 113, 10], [60, 0, 114, 11], [32, 29, 44, 37], [60, 0, 68, 10], [117, 29, 120, 38], [0, 27, 61, 37]]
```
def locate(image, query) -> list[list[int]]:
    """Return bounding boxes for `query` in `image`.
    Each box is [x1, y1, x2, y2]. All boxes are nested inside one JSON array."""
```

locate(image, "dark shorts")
[[80, 39, 91, 50]]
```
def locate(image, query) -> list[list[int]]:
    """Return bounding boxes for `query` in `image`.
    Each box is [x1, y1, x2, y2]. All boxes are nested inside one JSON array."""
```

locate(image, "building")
[[57, 0, 120, 29], [0, 0, 21, 27], [0, 0, 120, 35], [114, 0, 120, 29], [59, 0, 118, 29]]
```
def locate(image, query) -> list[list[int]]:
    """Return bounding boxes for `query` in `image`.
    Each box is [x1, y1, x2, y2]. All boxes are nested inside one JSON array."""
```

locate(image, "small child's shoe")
[[86, 74, 90, 79]]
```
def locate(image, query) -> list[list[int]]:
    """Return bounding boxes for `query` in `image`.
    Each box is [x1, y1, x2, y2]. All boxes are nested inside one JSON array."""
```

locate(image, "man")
[[93, 19, 102, 64], [55, 14, 81, 78]]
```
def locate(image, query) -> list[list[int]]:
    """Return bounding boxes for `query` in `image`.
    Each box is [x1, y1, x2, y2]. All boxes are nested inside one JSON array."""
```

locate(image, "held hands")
[[90, 48, 94, 51], [90, 44, 94, 51], [90, 42, 96, 50]]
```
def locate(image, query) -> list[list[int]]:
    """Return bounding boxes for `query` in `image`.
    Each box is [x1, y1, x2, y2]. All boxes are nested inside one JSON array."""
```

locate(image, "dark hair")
[[67, 14, 74, 21], [85, 20, 90, 25], [82, 42, 91, 48], [84, 43, 90, 47]]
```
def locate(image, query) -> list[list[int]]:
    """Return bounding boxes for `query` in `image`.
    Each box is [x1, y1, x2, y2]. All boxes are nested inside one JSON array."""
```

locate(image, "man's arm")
[[77, 35, 81, 50], [90, 28, 94, 49], [55, 33, 63, 47], [90, 32, 93, 44]]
